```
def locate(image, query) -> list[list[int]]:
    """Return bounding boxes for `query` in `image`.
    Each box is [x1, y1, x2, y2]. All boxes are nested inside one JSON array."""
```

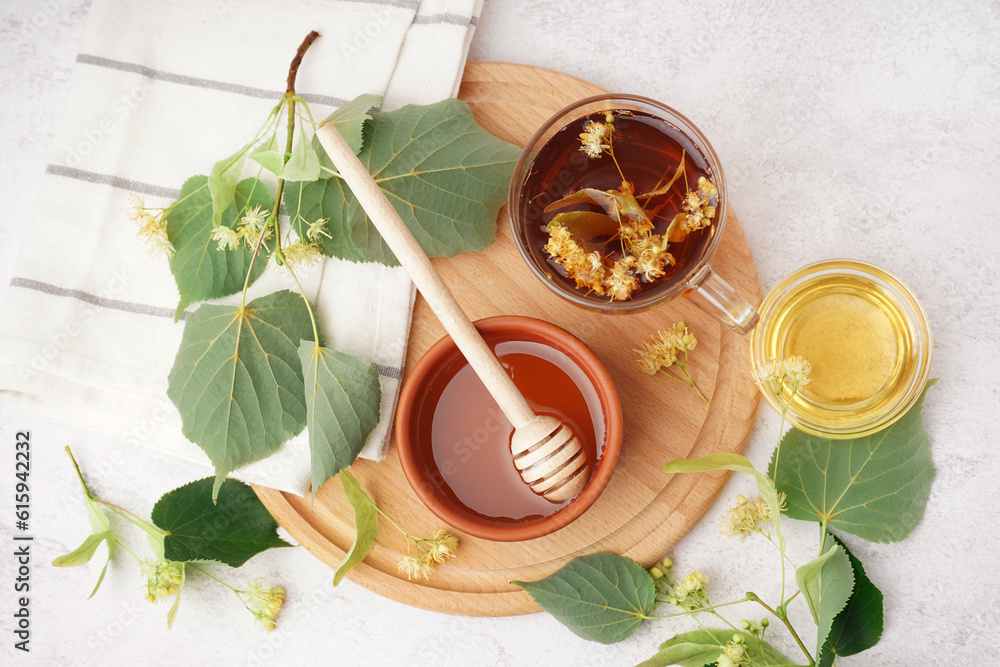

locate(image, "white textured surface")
[[1, 1, 998, 665]]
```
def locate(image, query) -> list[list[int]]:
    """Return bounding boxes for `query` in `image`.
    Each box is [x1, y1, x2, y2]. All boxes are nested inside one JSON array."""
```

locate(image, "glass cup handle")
[[685, 265, 760, 335]]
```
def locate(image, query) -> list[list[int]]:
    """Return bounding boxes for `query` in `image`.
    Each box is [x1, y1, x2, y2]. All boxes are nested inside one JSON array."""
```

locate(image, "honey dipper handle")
[[316, 124, 537, 429]]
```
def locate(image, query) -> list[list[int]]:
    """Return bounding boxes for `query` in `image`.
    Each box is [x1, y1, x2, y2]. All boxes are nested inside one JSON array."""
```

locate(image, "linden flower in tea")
[[541, 110, 719, 301]]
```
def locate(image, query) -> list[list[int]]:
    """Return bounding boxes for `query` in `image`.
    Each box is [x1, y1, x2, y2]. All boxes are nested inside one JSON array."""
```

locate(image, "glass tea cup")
[[508, 94, 758, 334]]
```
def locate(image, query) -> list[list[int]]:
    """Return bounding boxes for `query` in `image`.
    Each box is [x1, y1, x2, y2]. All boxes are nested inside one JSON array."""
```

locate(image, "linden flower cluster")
[[139, 559, 183, 603], [243, 577, 286, 632], [752, 355, 812, 399], [717, 635, 750, 667], [396, 529, 459, 581], [543, 111, 719, 301], [635, 322, 707, 402], [128, 194, 175, 258], [578, 116, 613, 158], [719, 493, 787, 540], [649, 557, 711, 611]]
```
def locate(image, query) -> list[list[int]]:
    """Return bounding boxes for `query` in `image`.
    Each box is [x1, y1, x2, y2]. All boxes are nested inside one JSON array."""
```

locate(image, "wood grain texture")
[[255, 61, 763, 617]]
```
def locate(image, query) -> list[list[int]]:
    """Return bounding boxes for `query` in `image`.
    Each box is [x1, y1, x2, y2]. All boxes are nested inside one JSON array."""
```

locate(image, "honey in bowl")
[[752, 260, 932, 438], [417, 339, 605, 522]]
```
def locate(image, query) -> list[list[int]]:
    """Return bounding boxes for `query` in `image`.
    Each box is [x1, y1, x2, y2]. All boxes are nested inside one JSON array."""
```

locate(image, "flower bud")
[[761, 618, 769, 628], [661, 557, 673, 569], [733, 634, 745, 644], [741, 619, 751, 630], [650, 567, 664, 580]]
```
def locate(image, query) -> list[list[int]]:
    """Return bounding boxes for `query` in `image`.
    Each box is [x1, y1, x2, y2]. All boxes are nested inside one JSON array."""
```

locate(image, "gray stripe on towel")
[[75, 54, 348, 107], [46, 165, 181, 198], [9, 278, 404, 380], [413, 13, 478, 26], [9, 277, 183, 320]]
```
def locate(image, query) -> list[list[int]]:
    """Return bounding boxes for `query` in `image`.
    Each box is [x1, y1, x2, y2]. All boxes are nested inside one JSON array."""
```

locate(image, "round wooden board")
[[255, 62, 762, 616]]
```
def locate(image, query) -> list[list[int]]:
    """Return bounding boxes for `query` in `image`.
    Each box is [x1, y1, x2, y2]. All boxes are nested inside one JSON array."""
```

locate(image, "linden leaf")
[[333, 470, 378, 586], [544, 186, 651, 228], [166, 290, 315, 498], [287, 98, 520, 265], [794, 542, 855, 654], [298, 341, 381, 502], [817, 533, 884, 666], [636, 629, 795, 667], [314, 93, 383, 177], [166, 175, 274, 321], [512, 553, 656, 645], [547, 211, 619, 242], [770, 381, 937, 542], [208, 140, 254, 227], [151, 477, 291, 567]]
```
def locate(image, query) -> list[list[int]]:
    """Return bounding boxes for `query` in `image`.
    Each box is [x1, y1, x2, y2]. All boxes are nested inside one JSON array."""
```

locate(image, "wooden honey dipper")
[[316, 124, 590, 503]]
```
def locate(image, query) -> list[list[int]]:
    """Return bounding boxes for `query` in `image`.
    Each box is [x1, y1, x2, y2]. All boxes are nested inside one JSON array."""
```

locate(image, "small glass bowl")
[[751, 259, 932, 439]]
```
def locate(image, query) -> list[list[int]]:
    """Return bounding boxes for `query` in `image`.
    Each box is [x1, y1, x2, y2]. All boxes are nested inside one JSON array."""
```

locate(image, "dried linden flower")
[[605, 256, 638, 301], [128, 194, 175, 258], [397, 555, 434, 581], [426, 529, 459, 564]]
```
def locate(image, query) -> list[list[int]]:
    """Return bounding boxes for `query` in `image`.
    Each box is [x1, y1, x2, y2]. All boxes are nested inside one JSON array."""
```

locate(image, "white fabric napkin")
[[0, 0, 485, 494]]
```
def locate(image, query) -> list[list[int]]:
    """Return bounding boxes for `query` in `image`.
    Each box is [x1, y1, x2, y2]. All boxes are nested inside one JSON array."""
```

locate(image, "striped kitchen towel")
[[0, 0, 485, 495]]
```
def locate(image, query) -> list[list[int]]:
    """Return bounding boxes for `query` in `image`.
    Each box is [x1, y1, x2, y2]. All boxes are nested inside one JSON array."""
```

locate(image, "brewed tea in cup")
[[508, 94, 758, 334]]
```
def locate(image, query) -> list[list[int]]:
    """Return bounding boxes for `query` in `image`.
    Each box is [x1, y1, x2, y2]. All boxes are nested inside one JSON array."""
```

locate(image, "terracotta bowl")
[[396, 316, 623, 541]]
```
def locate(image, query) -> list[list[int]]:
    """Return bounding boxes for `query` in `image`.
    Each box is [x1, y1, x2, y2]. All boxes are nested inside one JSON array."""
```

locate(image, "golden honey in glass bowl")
[[751, 259, 932, 439]]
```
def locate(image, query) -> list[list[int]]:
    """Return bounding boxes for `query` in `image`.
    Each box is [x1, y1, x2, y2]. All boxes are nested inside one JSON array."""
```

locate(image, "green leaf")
[[512, 552, 656, 644], [299, 342, 381, 502], [208, 140, 254, 227], [52, 532, 110, 567], [333, 470, 378, 586], [166, 290, 315, 497], [818, 533, 884, 665], [151, 477, 291, 567], [770, 381, 937, 542], [280, 127, 321, 182], [662, 453, 787, 554], [251, 132, 285, 175], [166, 562, 186, 629], [166, 175, 274, 320], [314, 93, 382, 176], [289, 98, 521, 265], [636, 630, 795, 667], [795, 543, 854, 653]]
